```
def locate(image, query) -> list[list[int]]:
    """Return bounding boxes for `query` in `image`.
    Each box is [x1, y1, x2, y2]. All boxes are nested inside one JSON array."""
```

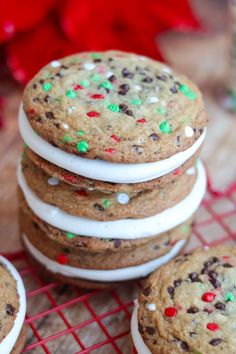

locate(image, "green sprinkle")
[[77, 130, 84, 136], [63, 135, 71, 142], [107, 104, 119, 112], [91, 53, 102, 59], [156, 106, 167, 115], [44, 72, 50, 79], [99, 81, 113, 90], [131, 98, 142, 105], [91, 73, 101, 82], [42, 82, 52, 91], [225, 292, 235, 302], [102, 199, 112, 208], [66, 90, 77, 98], [159, 121, 172, 134], [181, 225, 190, 233], [23, 142, 28, 148], [80, 80, 90, 87], [179, 84, 197, 100], [77, 140, 89, 153], [21, 152, 25, 160], [66, 232, 76, 239]]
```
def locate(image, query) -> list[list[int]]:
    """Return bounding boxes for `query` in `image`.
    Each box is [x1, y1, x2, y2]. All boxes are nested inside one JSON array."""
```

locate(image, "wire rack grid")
[[3, 179, 236, 354]]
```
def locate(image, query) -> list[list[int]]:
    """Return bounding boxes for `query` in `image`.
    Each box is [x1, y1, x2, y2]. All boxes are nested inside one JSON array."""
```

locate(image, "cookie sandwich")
[[18, 50, 207, 288]]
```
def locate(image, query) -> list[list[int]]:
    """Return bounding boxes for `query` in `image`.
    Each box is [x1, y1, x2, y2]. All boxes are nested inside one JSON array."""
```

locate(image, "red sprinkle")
[[172, 168, 181, 176], [105, 148, 116, 154], [164, 307, 177, 317], [56, 254, 68, 265], [222, 256, 231, 261], [207, 323, 219, 332], [28, 108, 36, 117], [87, 111, 100, 117], [111, 134, 120, 142], [202, 292, 216, 303], [91, 94, 105, 99], [62, 173, 77, 184], [74, 84, 83, 90], [75, 189, 88, 197], [136, 118, 146, 124]]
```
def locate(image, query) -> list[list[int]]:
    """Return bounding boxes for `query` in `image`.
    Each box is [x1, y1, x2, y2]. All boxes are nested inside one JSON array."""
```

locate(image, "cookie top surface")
[[138, 246, 236, 354], [0, 261, 19, 343], [23, 50, 207, 163]]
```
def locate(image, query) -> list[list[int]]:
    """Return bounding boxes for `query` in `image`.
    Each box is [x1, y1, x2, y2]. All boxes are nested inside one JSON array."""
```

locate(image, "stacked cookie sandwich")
[[18, 50, 207, 288]]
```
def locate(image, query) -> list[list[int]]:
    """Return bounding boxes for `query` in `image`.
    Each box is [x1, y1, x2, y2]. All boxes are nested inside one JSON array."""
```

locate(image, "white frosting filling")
[[18, 160, 206, 239], [22, 234, 185, 282], [131, 300, 152, 354], [0, 256, 26, 354], [18, 105, 206, 183]]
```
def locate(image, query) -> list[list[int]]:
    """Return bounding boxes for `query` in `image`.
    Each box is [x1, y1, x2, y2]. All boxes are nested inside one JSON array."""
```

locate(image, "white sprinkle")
[[186, 167, 196, 175], [105, 71, 114, 78], [133, 85, 142, 91], [185, 126, 194, 137], [161, 100, 167, 106], [204, 245, 210, 250], [88, 187, 95, 191], [63, 123, 69, 130], [147, 96, 159, 103], [48, 177, 59, 186], [68, 106, 76, 114], [162, 66, 172, 74], [50, 60, 61, 68], [156, 86, 160, 93], [146, 303, 156, 311], [84, 63, 95, 70], [117, 193, 130, 205]]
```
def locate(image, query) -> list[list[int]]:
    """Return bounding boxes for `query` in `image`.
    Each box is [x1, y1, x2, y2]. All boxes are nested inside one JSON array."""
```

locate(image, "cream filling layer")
[[22, 234, 185, 282], [0, 256, 26, 354], [131, 300, 152, 354], [18, 160, 206, 239], [19, 105, 206, 183]]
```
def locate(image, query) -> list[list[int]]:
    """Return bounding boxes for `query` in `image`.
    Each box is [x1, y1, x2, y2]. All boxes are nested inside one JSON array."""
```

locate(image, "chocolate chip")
[[167, 286, 175, 298], [44, 95, 50, 103], [204, 257, 220, 267], [201, 267, 208, 274], [174, 279, 182, 287], [187, 306, 199, 314], [132, 145, 144, 155], [150, 133, 159, 141], [189, 272, 201, 283], [215, 302, 226, 311], [209, 278, 221, 289], [39, 79, 44, 84], [61, 65, 68, 69], [93, 203, 105, 212], [170, 84, 178, 94], [118, 84, 129, 95], [222, 263, 233, 268], [93, 58, 101, 63], [142, 77, 153, 83], [6, 304, 15, 316], [122, 68, 133, 78], [32, 97, 40, 103], [119, 104, 133, 116], [156, 74, 168, 82], [55, 72, 63, 78], [114, 239, 121, 248], [209, 338, 222, 346], [45, 112, 55, 119], [33, 84, 37, 89], [108, 74, 116, 82], [180, 341, 189, 351], [146, 326, 155, 335], [203, 308, 212, 314], [143, 286, 151, 296], [208, 270, 218, 279]]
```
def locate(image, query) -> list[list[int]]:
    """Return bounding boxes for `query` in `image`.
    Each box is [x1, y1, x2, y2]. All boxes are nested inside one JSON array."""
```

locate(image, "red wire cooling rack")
[[3, 179, 236, 354]]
